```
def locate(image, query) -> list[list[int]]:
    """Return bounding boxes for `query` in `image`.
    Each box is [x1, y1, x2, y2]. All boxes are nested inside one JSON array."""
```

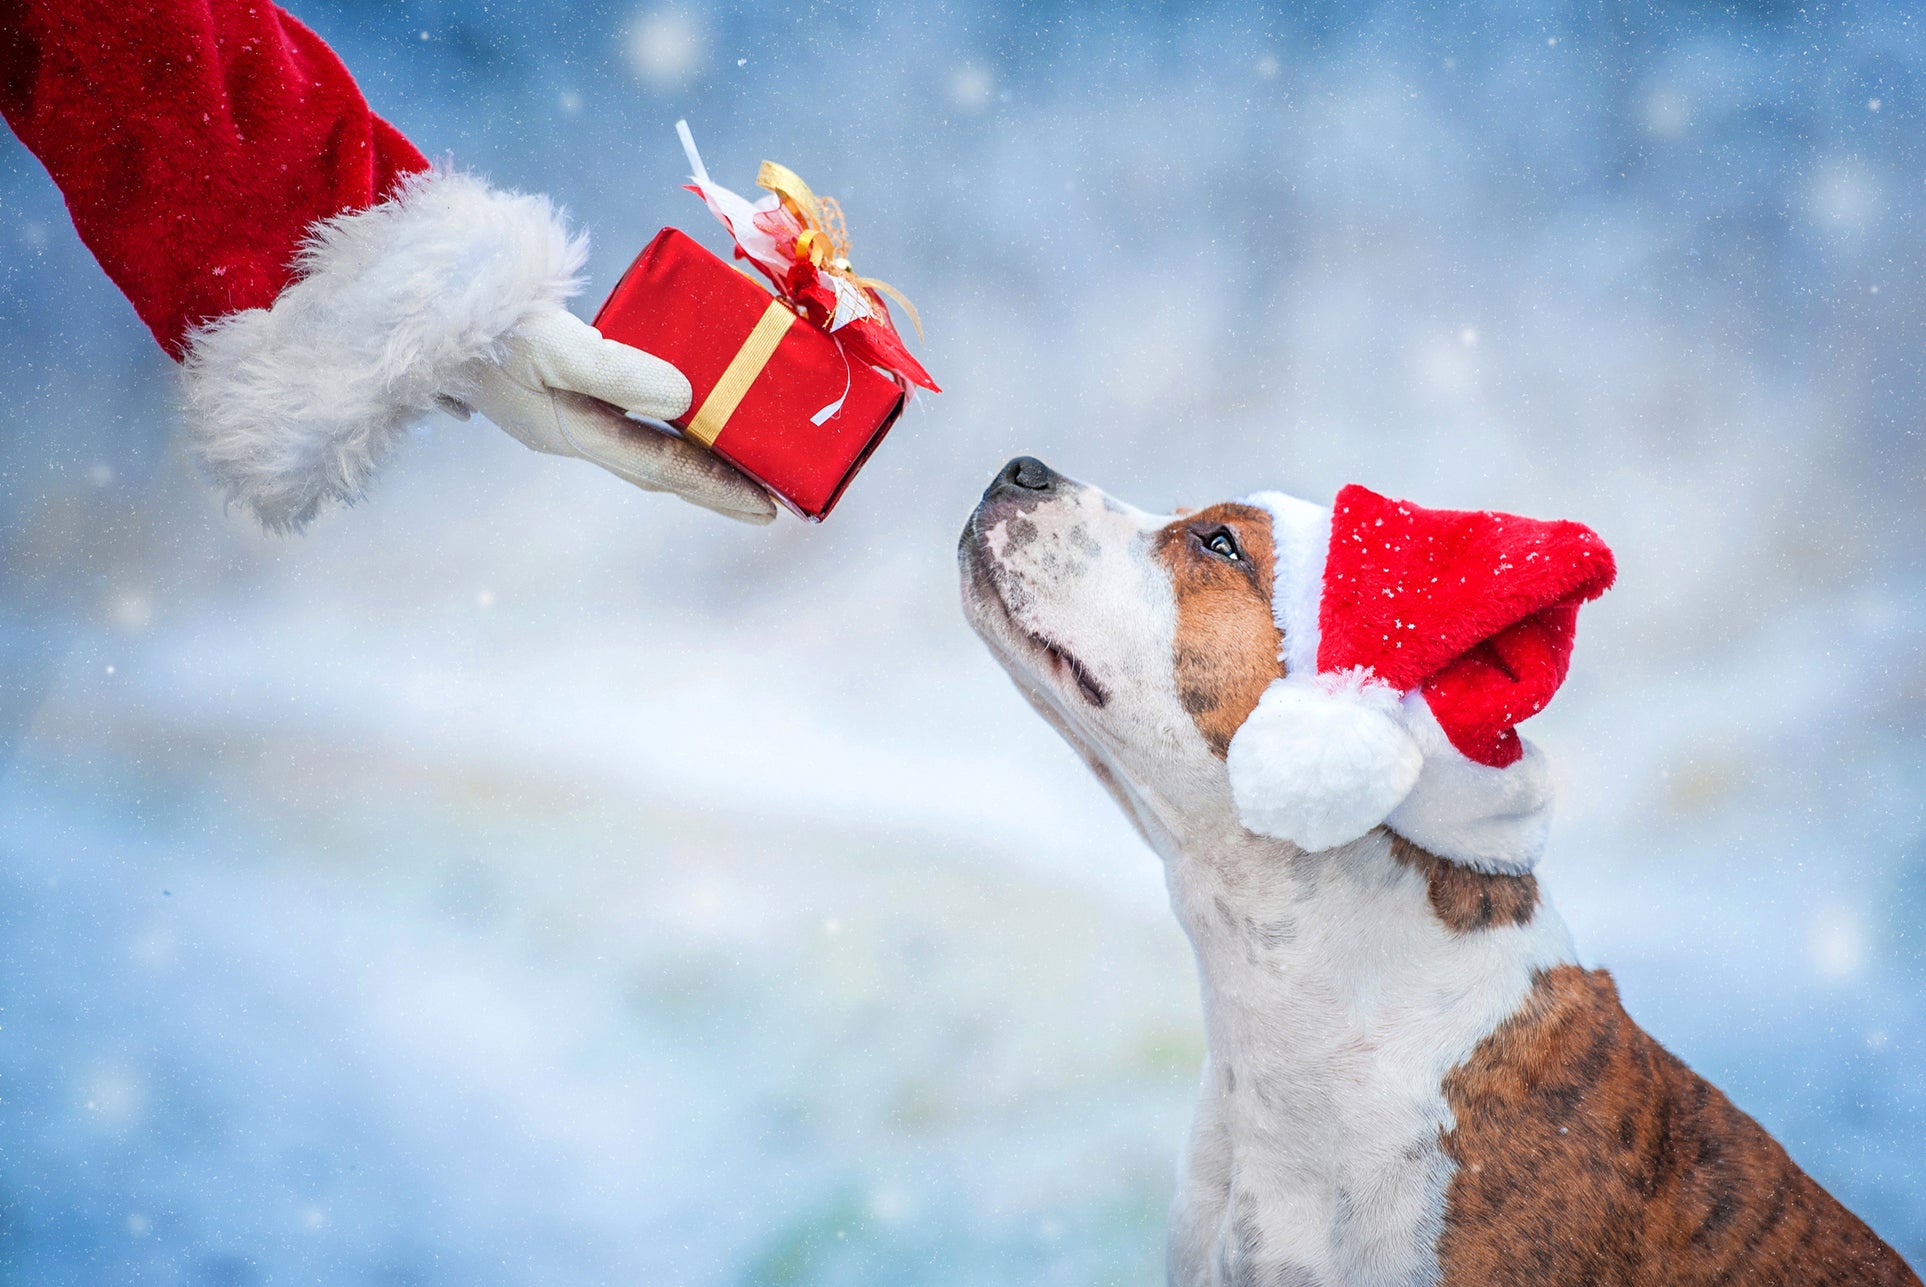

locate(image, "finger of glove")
[[550, 393, 777, 524], [523, 310, 693, 422]]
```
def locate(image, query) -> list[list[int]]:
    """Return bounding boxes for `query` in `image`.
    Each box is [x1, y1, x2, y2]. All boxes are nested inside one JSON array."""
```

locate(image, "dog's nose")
[[992, 456, 1059, 494]]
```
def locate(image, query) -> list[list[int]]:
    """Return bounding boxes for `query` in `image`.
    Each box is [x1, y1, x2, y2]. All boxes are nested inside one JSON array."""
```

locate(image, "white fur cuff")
[[181, 168, 586, 531]]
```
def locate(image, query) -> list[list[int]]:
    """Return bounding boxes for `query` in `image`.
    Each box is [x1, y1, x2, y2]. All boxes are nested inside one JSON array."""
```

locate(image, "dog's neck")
[[1164, 823, 1573, 1064], [1156, 817, 1574, 1284]]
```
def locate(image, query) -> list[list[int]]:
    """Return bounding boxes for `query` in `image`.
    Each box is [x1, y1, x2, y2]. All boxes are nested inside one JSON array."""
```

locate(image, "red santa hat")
[[1225, 485, 1615, 873]]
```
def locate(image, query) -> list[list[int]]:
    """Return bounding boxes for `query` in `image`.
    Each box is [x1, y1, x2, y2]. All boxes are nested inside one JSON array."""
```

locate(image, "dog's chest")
[[1166, 843, 1572, 1287], [1191, 1073, 1458, 1287]]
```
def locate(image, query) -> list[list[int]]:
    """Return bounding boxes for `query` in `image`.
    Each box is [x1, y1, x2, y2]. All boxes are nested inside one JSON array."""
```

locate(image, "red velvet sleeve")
[[0, 0, 429, 357]]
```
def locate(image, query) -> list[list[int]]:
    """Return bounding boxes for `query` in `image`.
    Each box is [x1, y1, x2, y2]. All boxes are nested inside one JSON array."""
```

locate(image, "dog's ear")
[[1173, 506, 1196, 518]]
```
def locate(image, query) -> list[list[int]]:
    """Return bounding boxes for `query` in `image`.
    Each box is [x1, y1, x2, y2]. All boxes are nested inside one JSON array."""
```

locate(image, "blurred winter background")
[[2, 0, 1923, 1282]]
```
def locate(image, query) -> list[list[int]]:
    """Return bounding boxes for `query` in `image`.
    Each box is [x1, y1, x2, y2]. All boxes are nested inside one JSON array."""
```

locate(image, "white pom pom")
[[1226, 671, 1423, 851]]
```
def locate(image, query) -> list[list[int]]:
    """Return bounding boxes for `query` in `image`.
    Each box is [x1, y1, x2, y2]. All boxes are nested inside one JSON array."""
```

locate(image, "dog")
[[958, 456, 1918, 1287]]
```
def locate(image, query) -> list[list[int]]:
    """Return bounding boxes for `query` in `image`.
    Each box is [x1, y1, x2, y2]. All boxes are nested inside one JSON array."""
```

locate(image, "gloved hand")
[[450, 308, 777, 525]]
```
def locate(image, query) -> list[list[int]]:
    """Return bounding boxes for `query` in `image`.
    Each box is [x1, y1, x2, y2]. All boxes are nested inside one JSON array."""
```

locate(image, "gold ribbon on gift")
[[756, 160, 924, 339], [685, 298, 795, 447]]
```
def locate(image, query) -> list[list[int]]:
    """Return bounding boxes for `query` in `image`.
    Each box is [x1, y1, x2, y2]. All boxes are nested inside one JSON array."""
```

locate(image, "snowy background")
[[3, 1, 1923, 1282]]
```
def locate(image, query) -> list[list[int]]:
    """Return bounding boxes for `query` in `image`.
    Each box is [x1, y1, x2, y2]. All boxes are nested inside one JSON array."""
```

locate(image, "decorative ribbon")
[[754, 162, 924, 340], [685, 299, 794, 447], [676, 122, 938, 396]]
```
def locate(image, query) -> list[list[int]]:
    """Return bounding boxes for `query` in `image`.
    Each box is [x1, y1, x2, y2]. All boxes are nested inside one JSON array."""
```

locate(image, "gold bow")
[[756, 160, 924, 339]]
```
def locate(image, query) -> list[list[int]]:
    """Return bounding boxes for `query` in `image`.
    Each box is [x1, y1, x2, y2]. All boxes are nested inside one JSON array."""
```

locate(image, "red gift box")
[[592, 227, 907, 521]]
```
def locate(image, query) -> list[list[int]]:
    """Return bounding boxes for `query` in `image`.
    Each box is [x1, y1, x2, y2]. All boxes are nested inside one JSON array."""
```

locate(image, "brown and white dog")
[[958, 456, 1919, 1287]]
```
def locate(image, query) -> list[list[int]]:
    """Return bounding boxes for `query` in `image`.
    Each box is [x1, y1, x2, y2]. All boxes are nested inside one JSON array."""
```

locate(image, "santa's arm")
[[0, 0, 773, 529]]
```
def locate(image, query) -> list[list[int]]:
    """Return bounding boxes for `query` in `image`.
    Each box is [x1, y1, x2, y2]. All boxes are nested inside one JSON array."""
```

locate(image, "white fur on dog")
[[1165, 828, 1575, 1286], [182, 168, 584, 530]]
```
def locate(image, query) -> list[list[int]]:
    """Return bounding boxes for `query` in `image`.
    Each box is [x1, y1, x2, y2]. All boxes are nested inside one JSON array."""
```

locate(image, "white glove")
[[452, 308, 777, 525]]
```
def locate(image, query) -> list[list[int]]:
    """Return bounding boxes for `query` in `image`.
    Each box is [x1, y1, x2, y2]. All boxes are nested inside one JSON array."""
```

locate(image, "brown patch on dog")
[[1154, 504, 1283, 756], [1388, 834, 1538, 933], [1438, 966, 1920, 1285]]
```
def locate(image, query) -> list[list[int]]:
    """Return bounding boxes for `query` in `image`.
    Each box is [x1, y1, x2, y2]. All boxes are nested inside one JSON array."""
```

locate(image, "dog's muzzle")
[[966, 454, 1064, 538]]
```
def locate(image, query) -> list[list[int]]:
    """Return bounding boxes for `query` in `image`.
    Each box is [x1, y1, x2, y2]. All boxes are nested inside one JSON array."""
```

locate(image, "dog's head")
[[958, 457, 1284, 852], [958, 457, 1615, 870]]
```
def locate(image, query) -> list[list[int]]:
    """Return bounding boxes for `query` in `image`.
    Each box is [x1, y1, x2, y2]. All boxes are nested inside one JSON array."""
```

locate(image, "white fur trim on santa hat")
[[181, 167, 584, 531], [1241, 490, 1329, 675], [1385, 697, 1554, 875], [1227, 667, 1424, 852], [1230, 492, 1419, 852]]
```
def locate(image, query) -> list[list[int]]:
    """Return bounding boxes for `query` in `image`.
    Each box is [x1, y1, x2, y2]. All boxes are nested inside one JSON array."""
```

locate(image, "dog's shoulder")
[[1435, 963, 1920, 1286]]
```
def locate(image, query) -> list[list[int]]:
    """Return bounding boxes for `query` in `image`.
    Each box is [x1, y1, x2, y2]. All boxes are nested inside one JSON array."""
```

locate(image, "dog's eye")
[[1203, 528, 1242, 562]]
